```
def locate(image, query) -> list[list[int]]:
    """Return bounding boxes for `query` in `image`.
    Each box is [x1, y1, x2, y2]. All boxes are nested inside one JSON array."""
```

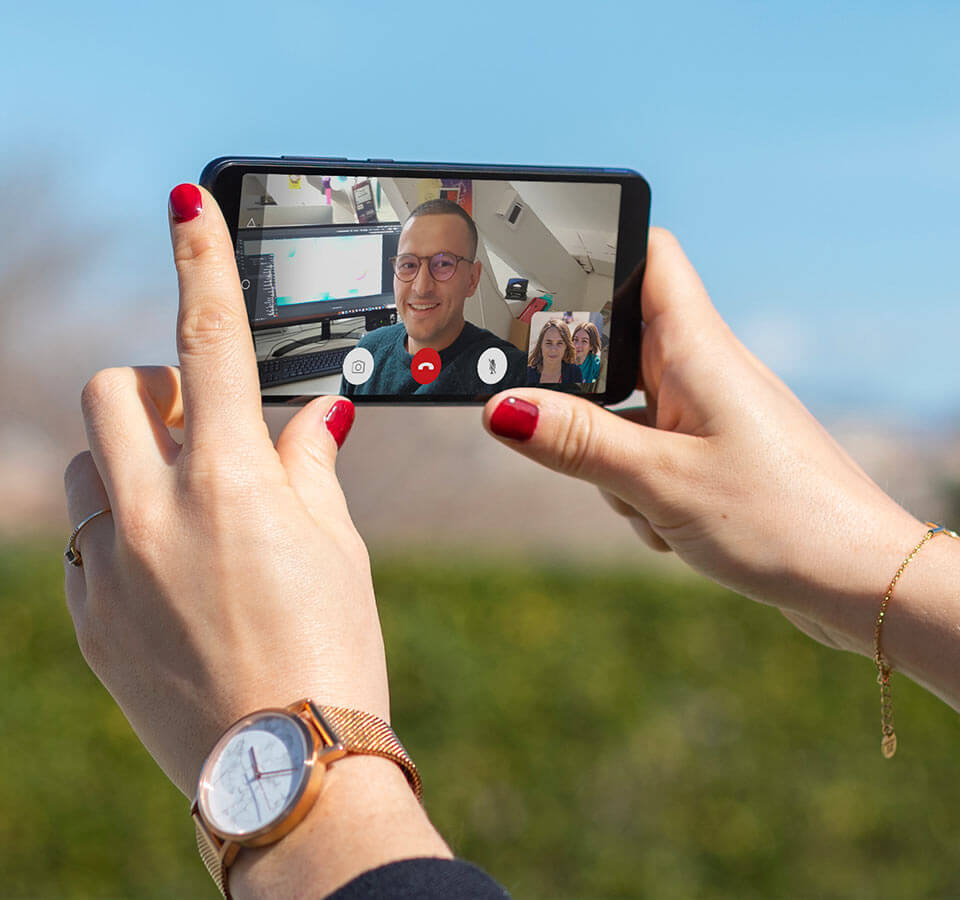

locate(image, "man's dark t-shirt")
[[340, 321, 527, 397]]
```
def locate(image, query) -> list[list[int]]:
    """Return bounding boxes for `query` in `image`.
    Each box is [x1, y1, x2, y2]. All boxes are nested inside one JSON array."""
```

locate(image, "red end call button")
[[411, 348, 441, 385]]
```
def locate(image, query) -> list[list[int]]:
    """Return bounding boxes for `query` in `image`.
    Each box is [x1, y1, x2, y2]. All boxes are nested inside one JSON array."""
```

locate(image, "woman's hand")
[[63, 185, 387, 798], [484, 228, 929, 661]]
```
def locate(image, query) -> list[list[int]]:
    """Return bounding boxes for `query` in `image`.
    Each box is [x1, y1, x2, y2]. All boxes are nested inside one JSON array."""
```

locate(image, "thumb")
[[482, 389, 703, 523], [275, 397, 355, 523]]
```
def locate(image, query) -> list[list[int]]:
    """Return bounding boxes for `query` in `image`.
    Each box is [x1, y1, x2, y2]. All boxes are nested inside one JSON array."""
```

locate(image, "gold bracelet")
[[874, 522, 959, 758]]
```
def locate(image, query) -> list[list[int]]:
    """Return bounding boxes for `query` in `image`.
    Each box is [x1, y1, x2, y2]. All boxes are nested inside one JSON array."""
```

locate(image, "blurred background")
[[2, 1, 959, 897]]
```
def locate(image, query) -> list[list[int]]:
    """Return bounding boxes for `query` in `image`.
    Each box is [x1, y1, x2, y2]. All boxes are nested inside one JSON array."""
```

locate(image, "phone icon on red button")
[[411, 348, 441, 385]]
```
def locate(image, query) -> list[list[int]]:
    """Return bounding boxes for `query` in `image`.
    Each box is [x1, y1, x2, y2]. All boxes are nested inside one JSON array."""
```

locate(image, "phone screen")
[[231, 170, 643, 402]]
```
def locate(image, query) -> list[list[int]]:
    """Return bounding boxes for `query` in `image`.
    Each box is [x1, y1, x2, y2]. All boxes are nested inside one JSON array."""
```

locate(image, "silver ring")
[[65, 507, 112, 567]]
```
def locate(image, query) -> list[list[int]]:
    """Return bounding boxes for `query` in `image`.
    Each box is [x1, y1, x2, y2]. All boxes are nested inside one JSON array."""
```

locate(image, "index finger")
[[168, 183, 262, 448]]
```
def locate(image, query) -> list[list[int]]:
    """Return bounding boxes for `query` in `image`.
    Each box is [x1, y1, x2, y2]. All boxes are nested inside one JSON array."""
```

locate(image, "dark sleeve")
[[505, 346, 529, 390], [562, 362, 583, 384], [323, 857, 511, 900]]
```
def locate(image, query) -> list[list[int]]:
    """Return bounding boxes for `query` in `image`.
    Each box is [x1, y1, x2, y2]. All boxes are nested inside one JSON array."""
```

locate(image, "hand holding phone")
[[64, 182, 452, 897], [482, 228, 938, 684]]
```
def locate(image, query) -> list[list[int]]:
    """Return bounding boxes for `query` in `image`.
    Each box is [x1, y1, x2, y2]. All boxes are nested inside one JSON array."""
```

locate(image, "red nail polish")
[[169, 183, 203, 222], [490, 396, 539, 441], [324, 399, 355, 449]]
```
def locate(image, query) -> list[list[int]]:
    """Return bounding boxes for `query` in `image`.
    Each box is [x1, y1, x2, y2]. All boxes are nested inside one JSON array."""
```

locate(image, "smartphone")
[[201, 157, 650, 405]]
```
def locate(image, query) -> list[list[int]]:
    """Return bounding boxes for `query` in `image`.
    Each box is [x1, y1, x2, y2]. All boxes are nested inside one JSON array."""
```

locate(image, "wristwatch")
[[191, 699, 422, 899]]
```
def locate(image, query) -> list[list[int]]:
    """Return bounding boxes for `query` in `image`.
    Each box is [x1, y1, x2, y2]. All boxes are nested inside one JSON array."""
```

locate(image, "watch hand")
[[259, 766, 297, 778], [249, 746, 262, 779], [246, 779, 261, 819]]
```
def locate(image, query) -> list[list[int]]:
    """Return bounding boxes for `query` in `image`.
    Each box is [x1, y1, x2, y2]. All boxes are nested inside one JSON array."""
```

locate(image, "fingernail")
[[324, 399, 355, 449], [490, 396, 539, 441], [169, 183, 203, 222]]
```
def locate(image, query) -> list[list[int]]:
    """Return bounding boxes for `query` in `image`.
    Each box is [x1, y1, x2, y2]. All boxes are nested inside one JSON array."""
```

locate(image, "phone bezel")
[[201, 157, 650, 406]]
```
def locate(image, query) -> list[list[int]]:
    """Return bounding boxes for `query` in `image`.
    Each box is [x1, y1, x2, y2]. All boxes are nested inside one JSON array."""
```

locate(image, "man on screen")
[[340, 198, 527, 396]]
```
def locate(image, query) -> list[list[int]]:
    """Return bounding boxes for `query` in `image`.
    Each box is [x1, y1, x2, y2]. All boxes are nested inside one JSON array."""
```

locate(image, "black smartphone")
[[201, 157, 650, 405]]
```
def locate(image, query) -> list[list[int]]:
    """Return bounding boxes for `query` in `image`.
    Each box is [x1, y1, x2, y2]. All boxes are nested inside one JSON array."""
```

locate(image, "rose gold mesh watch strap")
[[194, 821, 231, 898], [317, 704, 422, 800], [193, 703, 421, 898]]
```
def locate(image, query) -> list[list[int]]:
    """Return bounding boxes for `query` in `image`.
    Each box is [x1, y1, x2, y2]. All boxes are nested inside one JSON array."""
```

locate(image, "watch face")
[[198, 711, 312, 840]]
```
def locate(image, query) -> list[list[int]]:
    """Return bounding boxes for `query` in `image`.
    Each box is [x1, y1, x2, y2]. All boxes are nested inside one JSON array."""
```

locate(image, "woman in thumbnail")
[[527, 319, 582, 385], [572, 321, 601, 383]]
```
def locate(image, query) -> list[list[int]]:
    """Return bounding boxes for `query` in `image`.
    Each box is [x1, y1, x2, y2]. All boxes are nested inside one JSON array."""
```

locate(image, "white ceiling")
[[510, 180, 620, 273]]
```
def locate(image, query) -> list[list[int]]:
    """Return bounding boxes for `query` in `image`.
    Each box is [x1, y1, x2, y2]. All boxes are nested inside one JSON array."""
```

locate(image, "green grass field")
[[3, 540, 959, 899]]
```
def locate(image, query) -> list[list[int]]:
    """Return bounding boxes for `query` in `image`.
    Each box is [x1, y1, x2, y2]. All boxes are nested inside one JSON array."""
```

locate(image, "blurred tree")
[[0, 161, 171, 534]]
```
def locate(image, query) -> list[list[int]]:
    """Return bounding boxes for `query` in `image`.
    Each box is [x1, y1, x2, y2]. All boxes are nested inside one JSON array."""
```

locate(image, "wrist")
[[869, 524, 960, 711], [778, 504, 960, 713], [772, 499, 926, 657], [230, 755, 452, 900]]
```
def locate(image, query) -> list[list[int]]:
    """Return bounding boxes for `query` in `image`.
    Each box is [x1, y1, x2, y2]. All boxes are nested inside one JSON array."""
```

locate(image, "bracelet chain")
[[874, 522, 959, 758]]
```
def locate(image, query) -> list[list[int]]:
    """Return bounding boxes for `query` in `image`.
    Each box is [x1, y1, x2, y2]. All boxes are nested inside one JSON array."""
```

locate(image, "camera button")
[[342, 347, 375, 386]]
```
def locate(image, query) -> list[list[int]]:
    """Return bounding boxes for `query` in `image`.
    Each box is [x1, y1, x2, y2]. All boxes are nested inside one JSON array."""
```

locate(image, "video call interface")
[[236, 173, 622, 397]]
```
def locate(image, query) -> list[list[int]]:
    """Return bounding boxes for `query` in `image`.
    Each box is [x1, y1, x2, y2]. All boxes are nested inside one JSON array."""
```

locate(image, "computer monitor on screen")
[[237, 221, 402, 331]]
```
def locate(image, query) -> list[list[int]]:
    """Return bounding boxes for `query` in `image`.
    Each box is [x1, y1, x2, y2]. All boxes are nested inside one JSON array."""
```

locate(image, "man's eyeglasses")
[[390, 252, 474, 283]]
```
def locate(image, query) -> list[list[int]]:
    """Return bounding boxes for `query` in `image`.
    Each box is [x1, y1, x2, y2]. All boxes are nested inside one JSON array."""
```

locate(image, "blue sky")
[[3, 0, 959, 424]]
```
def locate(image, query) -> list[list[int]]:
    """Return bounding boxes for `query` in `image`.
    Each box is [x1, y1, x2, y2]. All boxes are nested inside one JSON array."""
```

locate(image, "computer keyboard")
[[258, 346, 352, 387]]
